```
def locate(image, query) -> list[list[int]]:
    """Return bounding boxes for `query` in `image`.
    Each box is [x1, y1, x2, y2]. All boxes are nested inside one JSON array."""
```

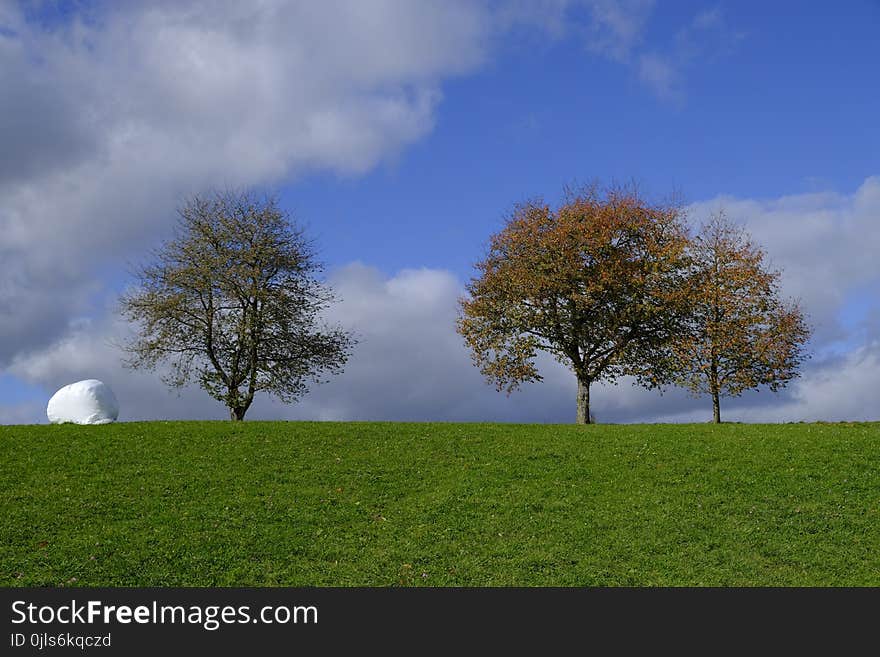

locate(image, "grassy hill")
[[1, 421, 878, 586]]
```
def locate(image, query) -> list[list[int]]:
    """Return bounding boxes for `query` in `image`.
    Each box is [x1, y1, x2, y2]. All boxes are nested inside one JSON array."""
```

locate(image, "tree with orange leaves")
[[668, 211, 810, 423], [457, 184, 692, 424]]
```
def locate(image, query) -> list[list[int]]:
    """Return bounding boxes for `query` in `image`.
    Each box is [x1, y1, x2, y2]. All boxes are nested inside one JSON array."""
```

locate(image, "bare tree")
[[119, 190, 355, 420]]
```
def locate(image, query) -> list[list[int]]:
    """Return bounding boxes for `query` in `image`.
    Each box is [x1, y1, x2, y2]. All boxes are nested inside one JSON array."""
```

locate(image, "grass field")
[[1, 421, 878, 586]]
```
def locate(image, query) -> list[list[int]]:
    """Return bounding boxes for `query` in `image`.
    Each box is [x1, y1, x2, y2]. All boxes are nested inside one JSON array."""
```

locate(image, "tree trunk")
[[576, 377, 592, 425], [230, 406, 247, 421], [711, 389, 721, 424], [709, 352, 721, 424]]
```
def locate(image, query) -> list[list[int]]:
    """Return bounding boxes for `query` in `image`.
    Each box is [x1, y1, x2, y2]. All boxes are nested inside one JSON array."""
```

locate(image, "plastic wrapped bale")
[[46, 379, 120, 425]]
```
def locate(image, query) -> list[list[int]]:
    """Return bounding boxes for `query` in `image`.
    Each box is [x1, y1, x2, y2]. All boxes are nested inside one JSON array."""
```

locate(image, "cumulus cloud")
[[3, 264, 573, 424], [2, 262, 686, 425], [0, 0, 490, 364], [5, 313, 223, 422], [1, 3, 876, 426], [648, 344, 880, 424], [0, 0, 687, 368], [688, 176, 880, 346], [6, 253, 879, 426], [743, 344, 880, 423]]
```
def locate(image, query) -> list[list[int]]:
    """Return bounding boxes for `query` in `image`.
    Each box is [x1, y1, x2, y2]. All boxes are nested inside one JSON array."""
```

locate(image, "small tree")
[[120, 190, 355, 420], [669, 211, 810, 423], [457, 184, 692, 424]]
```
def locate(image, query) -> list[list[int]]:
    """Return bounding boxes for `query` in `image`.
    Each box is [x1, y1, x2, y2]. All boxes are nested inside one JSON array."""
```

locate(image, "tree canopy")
[[667, 211, 810, 422], [119, 190, 355, 420], [457, 184, 692, 424]]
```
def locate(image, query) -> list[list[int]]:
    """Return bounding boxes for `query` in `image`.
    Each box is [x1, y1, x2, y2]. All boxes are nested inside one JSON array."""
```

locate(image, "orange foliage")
[[457, 183, 691, 423], [668, 211, 811, 422]]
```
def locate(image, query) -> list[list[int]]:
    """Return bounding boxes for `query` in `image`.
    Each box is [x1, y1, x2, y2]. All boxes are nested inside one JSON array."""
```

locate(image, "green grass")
[[1, 421, 879, 586]]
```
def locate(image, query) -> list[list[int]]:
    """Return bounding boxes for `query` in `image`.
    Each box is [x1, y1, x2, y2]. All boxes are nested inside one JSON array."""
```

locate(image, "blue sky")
[[1, 1, 878, 424], [280, 0, 880, 276]]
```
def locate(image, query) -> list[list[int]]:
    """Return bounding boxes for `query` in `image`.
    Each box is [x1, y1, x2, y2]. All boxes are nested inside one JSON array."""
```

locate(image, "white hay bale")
[[47, 379, 119, 425]]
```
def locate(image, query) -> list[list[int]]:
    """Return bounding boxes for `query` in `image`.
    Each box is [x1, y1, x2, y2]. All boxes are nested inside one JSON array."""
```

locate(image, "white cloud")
[[1, 3, 876, 426], [638, 52, 682, 104], [6, 252, 879, 426], [649, 344, 880, 424], [687, 176, 880, 345], [495, 0, 654, 52], [4, 264, 574, 424], [584, 0, 655, 61], [633, 5, 744, 104], [744, 344, 880, 422], [5, 313, 226, 422], [0, 1, 490, 364], [0, 0, 678, 367]]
